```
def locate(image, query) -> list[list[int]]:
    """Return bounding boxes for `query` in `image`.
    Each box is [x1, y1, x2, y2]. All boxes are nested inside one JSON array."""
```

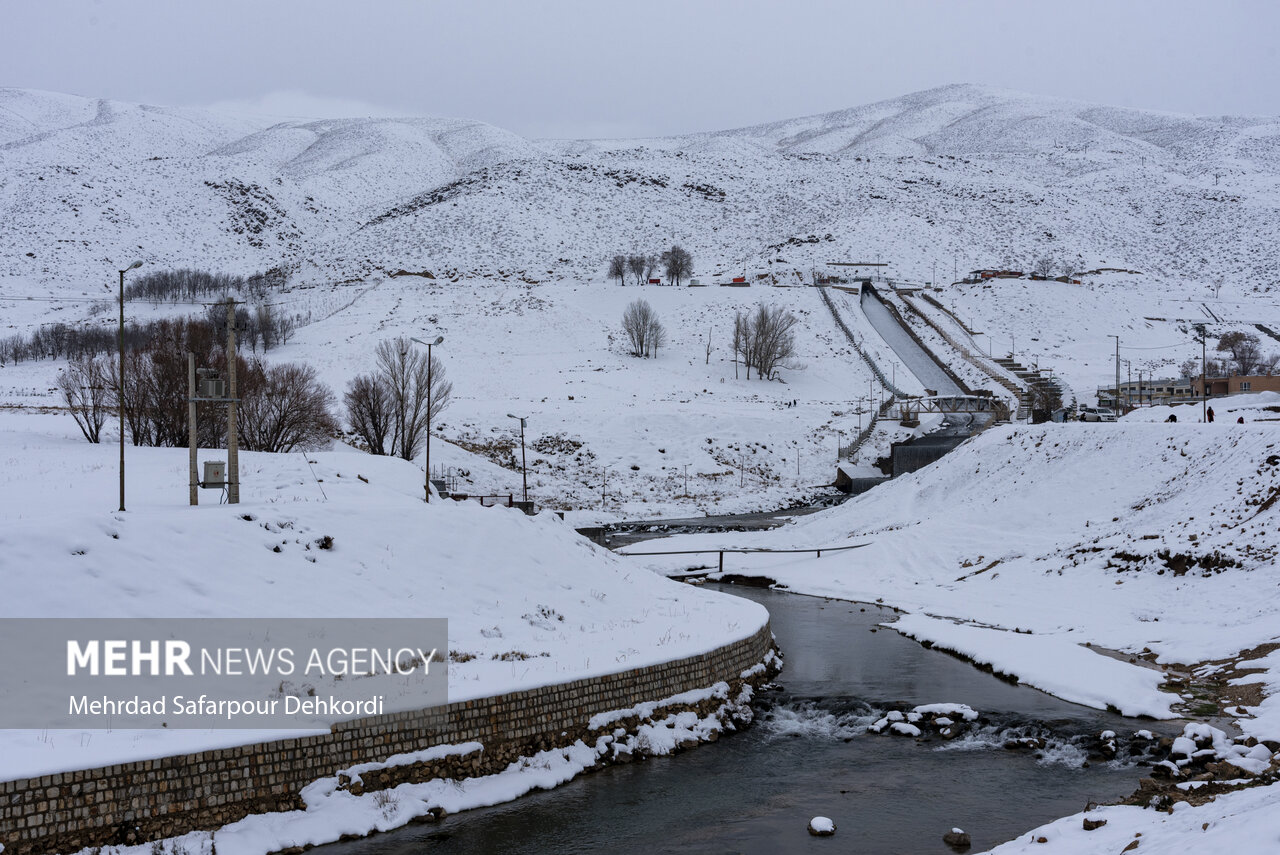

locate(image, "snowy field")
[[0, 274, 938, 520], [0, 411, 767, 782]]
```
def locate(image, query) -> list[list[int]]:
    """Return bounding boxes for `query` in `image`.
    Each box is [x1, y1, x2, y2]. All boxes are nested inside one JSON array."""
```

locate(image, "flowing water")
[[319, 585, 1173, 854]]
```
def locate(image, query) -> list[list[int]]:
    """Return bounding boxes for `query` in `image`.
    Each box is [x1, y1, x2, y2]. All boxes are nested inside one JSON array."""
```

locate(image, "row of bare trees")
[[123, 266, 290, 304], [2, 299, 295, 366], [608, 245, 694, 287], [58, 317, 335, 452], [344, 337, 452, 460]]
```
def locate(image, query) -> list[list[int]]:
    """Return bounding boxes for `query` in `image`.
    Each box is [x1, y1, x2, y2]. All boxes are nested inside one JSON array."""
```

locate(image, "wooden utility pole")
[[188, 352, 198, 505], [226, 300, 240, 504]]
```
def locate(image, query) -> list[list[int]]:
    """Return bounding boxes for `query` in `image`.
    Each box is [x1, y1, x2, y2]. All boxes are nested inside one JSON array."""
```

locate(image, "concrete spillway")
[[859, 287, 965, 396]]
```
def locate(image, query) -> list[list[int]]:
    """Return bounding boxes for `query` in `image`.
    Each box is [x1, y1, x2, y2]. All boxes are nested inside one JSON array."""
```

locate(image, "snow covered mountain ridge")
[[1, 83, 1277, 290]]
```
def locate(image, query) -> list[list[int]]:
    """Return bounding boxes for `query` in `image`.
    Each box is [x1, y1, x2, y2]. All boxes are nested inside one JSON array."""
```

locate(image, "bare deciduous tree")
[[1032, 256, 1056, 278], [627, 254, 646, 286], [661, 245, 693, 286], [59, 356, 111, 443], [607, 255, 627, 286], [644, 254, 660, 284], [237, 361, 338, 453], [374, 337, 453, 461], [345, 373, 395, 455], [734, 303, 799, 380], [622, 299, 665, 358], [1217, 331, 1265, 376]]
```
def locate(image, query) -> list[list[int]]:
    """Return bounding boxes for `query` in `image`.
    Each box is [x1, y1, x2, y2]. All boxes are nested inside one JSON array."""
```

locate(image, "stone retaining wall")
[[1, 623, 775, 855]]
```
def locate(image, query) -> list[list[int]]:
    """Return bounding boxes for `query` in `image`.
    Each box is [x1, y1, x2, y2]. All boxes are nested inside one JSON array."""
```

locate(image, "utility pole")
[[116, 260, 142, 511], [507, 414, 529, 504], [1107, 334, 1120, 413], [225, 299, 240, 504], [1198, 325, 1208, 422], [411, 336, 445, 502], [1125, 360, 1132, 411], [188, 353, 198, 506]]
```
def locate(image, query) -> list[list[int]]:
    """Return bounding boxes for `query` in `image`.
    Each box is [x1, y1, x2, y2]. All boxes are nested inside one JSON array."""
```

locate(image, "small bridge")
[[908, 394, 999, 414]]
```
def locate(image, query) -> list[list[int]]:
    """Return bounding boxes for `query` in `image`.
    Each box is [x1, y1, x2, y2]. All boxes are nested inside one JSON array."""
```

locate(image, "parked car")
[[1079, 406, 1117, 422]]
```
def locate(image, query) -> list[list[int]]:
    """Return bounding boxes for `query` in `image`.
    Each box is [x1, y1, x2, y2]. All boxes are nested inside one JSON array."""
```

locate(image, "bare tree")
[[732, 313, 746, 379], [59, 356, 111, 443], [647, 314, 666, 358], [607, 254, 627, 286], [705, 326, 714, 365], [622, 299, 663, 358], [627, 254, 646, 286], [1058, 256, 1078, 281], [661, 245, 694, 286], [1217, 331, 1264, 376], [734, 303, 799, 379], [1032, 256, 1056, 278], [644, 254, 660, 284], [237, 361, 338, 453], [374, 338, 452, 460], [345, 373, 395, 455]]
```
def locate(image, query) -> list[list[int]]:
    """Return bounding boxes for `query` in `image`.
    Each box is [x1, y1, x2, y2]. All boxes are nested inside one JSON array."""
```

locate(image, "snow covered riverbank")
[[628, 418, 1280, 737], [0, 413, 767, 782]]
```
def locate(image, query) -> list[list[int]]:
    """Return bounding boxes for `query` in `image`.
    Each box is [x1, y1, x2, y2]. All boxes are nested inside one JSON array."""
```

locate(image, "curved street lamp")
[[117, 260, 142, 511], [409, 336, 444, 502]]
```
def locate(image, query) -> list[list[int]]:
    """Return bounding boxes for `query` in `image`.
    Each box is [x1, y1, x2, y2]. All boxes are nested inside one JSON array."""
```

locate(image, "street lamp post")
[[507, 413, 528, 504], [116, 260, 142, 511], [410, 335, 444, 502]]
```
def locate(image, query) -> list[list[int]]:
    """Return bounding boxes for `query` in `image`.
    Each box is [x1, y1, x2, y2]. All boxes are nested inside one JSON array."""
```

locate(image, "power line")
[[1119, 342, 1196, 351], [0, 294, 295, 307]]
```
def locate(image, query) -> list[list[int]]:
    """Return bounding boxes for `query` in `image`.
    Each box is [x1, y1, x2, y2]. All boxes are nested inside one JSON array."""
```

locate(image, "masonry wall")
[[1, 623, 775, 855]]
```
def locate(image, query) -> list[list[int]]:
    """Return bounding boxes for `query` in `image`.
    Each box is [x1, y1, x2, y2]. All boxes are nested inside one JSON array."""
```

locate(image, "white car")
[[1079, 407, 1116, 422]]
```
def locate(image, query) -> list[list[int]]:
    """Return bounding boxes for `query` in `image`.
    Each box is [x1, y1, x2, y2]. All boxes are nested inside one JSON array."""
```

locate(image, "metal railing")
[[620, 541, 870, 574]]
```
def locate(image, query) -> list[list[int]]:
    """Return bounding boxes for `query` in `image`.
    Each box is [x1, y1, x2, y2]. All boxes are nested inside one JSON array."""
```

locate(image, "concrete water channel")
[[320, 584, 1174, 854]]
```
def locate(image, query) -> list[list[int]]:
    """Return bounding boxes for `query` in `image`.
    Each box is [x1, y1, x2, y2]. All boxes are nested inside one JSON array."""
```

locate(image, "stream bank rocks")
[[1127, 722, 1279, 809]]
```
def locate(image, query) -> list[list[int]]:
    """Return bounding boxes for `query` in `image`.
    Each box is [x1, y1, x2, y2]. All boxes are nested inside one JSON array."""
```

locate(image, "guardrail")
[[620, 541, 869, 573]]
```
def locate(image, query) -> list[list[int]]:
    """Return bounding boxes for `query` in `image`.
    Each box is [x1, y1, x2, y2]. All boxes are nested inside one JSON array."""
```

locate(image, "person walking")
[[1207, 406, 1215, 423]]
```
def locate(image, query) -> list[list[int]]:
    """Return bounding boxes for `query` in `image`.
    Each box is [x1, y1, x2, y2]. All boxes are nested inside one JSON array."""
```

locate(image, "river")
[[318, 584, 1172, 853]]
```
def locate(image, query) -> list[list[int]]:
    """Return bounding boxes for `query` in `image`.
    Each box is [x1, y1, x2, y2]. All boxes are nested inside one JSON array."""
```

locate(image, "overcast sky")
[[3, 0, 1276, 139]]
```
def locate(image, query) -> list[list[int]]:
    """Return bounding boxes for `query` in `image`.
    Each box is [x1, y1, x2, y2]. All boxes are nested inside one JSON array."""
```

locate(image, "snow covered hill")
[[630, 413, 1280, 737], [2, 84, 1278, 290]]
